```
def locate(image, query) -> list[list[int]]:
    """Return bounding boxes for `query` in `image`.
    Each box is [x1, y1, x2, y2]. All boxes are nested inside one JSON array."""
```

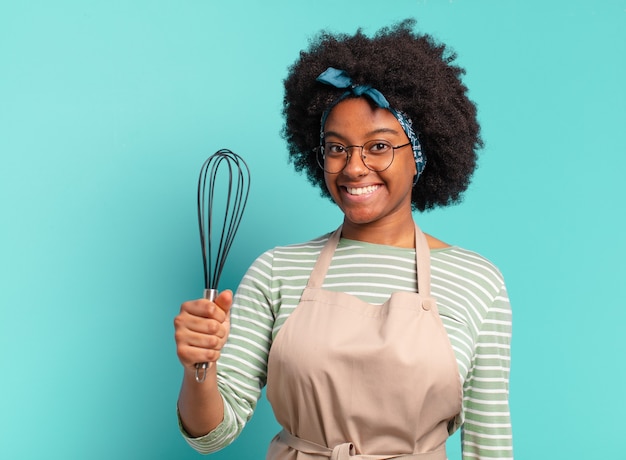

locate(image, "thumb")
[[214, 289, 233, 315]]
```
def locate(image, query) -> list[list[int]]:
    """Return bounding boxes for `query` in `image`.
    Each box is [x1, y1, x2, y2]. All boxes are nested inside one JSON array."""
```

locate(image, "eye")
[[367, 141, 392, 154], [325, 143, 346, 155]]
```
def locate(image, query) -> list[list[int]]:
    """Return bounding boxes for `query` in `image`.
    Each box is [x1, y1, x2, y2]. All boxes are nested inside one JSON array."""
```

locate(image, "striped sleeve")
[[461, 282, 513, 459]]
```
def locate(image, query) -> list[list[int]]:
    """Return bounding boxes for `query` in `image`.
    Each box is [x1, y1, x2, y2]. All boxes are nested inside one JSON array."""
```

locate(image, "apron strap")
[[306, 226, 342, 289], [278, 429, 447, 460], [413, 223, 431, 298]]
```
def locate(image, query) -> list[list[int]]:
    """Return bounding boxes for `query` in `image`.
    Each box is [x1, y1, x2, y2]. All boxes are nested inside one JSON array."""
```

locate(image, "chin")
[[342, 211, 381, 226]]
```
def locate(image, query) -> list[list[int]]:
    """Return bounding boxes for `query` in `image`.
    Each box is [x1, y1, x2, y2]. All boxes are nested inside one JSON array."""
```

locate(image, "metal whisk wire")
[[195, 149, 250, 382]]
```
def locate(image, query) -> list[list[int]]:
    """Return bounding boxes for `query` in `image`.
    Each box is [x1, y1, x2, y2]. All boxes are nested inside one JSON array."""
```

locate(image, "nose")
[[342, 147, 369, 177]]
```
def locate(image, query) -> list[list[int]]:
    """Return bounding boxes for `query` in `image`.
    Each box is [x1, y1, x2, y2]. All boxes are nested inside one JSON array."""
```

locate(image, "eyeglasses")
[[316, 139, 412, 174]]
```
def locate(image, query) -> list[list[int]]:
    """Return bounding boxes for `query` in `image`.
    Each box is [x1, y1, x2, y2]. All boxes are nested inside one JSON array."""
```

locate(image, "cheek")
[[396, 157, 417, 183], [324, 173, 338, 196], [406, 155, 417, 176], [388, 163, 417, 195]]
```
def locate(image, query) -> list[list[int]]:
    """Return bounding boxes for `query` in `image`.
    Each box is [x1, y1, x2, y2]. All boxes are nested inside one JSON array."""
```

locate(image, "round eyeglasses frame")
[[316, 140, 412, 174]]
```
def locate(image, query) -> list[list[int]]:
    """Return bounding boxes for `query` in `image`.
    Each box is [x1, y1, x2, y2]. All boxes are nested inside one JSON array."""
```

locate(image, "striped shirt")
[[182, 232, 513, 459]]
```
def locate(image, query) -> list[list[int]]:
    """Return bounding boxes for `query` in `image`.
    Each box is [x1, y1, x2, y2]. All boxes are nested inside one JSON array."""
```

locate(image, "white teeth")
[[347, 185, 379, 195]]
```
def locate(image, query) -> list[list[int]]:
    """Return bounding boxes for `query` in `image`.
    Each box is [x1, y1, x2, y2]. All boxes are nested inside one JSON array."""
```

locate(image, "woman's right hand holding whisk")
[[175, 290, 233, 437], [174, 289, 233, 372]]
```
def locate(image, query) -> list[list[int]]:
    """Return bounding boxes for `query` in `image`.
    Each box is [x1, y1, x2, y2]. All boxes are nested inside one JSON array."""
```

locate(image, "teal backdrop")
[[1, 1, 625, 458]]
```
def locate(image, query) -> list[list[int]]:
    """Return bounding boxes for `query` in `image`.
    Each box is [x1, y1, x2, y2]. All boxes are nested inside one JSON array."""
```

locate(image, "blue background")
[[1, 1, 624, 458]]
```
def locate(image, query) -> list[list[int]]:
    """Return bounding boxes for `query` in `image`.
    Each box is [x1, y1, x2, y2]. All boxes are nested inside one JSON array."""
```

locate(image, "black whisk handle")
[[195, 288, 218, 383]]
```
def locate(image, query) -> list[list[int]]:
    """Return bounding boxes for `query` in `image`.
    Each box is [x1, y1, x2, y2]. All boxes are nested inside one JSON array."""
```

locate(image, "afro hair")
[[282, 19, 482, 212]]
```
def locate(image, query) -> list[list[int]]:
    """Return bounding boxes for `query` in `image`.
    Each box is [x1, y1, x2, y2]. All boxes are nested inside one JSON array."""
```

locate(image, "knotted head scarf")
[[316, 67, 426, 181]]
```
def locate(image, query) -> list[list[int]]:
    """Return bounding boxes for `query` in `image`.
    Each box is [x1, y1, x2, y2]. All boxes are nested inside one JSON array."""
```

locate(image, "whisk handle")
[[203, 289, 218, 301], [194, 289, 218, 383]]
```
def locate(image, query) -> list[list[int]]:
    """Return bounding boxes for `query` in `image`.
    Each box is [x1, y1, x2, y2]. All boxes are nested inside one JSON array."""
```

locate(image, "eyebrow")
[[324, 127, 402, 141]]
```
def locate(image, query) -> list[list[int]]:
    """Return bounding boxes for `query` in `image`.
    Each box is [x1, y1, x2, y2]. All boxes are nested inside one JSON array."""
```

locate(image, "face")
[[322, 97, 417, 228]]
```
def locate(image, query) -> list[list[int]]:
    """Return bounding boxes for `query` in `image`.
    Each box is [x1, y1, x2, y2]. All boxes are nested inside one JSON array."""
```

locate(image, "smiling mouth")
[[345, 185, 380, 196]]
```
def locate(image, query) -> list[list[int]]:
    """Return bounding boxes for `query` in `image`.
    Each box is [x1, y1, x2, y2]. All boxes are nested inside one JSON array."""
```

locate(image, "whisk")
[[195, 148, 251, 383]]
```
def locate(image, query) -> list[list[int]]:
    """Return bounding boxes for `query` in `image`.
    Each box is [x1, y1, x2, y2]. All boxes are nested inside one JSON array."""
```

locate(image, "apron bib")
[[266, 225, 461, 459]]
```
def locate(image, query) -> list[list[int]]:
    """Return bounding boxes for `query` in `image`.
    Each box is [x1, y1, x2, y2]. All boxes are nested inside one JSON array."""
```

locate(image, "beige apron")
[[266, 225, 461, 459]]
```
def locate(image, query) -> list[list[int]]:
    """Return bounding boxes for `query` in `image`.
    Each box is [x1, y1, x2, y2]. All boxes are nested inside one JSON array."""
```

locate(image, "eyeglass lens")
[[318, 140, 396, 173]]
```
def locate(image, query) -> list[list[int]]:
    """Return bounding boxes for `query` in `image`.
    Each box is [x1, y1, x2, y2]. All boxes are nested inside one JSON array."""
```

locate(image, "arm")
[[175, 290, 233, 437], [175, 251, 278, 453], [461, 283, 513, 460]]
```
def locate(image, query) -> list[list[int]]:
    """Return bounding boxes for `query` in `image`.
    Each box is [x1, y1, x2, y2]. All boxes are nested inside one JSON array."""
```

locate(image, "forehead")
[[324, 98, 403, 138]]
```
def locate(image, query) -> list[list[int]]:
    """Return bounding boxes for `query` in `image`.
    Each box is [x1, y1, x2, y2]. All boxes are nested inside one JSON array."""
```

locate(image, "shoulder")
[[265, 231, 331, 256], [247, 231, 334, 272], [237, 232, 335, 312], [432, 244, 504, 274], [430, 246, 510, 340], [425, 233, 450, 249], [430, 245, 506, 296]]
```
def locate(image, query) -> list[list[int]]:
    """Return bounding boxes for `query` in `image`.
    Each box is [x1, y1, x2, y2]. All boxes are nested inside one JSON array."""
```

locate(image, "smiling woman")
[[174, 18, 512, 460], [283, 20, 481, 214]]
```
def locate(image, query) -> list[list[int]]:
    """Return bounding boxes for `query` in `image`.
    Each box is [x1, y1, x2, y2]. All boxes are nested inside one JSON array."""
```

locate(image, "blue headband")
[[316, 67, 426, 180]]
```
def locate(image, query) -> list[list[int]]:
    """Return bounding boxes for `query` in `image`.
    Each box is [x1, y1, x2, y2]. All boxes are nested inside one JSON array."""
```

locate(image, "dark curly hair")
[[282, 19, 482, 212]]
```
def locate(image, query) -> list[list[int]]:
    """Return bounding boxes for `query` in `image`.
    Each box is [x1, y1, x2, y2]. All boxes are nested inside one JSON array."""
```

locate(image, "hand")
[[174, 290, 233, 371]]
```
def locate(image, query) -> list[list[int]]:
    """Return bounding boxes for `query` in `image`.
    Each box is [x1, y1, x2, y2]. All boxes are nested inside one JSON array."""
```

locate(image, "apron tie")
[[277, 429, 447, 460], [332, 442, 356, 460]]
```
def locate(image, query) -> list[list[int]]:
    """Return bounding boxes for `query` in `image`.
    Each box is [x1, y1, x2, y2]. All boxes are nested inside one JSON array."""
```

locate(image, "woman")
[[174, 19, 513, 459]]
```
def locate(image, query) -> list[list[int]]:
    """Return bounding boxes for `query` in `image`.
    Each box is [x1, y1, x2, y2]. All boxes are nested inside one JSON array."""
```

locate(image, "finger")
[[175, 327, 228, 356], [177, 314, 228, 338], [177, 344, 223, 368], [174, 309, 229, 338], [183, 329, 226, 350], [214, 289, 233, 315], [180, 298, 227, 321]]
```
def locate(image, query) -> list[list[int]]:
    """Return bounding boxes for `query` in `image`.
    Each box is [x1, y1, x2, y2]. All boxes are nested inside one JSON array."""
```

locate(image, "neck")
[[340, 215, 416, 248]]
